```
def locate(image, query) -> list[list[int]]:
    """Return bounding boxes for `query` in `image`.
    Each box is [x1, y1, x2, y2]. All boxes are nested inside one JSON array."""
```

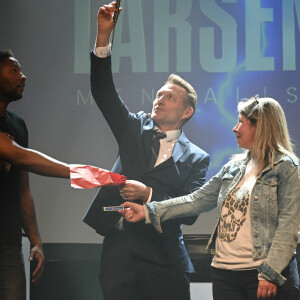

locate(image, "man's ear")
[[183, 106, 194, 119]]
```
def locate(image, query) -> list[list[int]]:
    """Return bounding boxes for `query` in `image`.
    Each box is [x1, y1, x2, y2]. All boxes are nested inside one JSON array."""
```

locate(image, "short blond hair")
[[167, 74, 197, 124], [237, 96, 298, 168]]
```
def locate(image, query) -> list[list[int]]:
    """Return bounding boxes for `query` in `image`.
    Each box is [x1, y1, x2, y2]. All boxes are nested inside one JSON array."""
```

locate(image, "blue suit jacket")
[[83, 53, 210, 273]]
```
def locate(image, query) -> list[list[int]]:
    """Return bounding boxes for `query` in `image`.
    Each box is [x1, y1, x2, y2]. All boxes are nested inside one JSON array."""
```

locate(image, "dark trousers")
[[99, 230, 191, 300], [212, 257, 299, 300], [0, 246, 26, 300]]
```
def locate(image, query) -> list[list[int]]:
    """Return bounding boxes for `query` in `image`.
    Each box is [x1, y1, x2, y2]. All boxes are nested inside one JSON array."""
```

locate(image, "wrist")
[[32, 243, 43, 250], [142, 186, 151, 203], [30, 240, 43, 248], [258, 272, 271, 281], [96, 30, 111, 47]]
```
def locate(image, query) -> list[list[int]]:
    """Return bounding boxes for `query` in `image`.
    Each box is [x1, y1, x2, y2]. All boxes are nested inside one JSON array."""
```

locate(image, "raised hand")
[[96, 2, 123, 47]]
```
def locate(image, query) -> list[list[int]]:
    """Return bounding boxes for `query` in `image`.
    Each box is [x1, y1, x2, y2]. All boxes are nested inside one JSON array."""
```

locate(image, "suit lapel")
[[172, 130, 190, 163], [142, 121, 155, 167], [142, 130, 154, 161]]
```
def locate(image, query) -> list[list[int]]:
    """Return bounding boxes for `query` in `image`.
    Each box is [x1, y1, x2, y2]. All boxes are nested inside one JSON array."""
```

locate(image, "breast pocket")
[[221, 173, 234, 185], [219, 173, 235, 195], [263, 176, 279, 202]]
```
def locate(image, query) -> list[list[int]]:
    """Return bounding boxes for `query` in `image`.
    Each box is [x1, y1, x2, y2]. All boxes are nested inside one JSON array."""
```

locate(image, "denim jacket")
[[147, 153, 300, 286]]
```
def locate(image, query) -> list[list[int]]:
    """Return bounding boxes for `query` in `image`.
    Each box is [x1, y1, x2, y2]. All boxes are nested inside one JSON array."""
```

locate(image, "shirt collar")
[[154, 126, 181, 142]]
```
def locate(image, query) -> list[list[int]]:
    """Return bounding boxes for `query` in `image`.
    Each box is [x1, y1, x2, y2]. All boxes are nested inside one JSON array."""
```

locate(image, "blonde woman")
[[122, 96, 300, 300]]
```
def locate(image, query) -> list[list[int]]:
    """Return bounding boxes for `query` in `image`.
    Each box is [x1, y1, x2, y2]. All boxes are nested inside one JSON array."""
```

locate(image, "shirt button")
[[258, 251, 262, 256], [254, 196, 258, 201], [254, 233, 258, 238], [254, 215, 258, 220]]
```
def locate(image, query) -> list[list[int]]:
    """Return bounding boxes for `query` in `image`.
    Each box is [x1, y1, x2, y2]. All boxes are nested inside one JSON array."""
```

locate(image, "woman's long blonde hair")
[[236, 96, 298, 168]]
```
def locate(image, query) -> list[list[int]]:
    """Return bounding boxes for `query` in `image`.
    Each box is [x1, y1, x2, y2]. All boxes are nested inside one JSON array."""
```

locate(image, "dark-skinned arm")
[[20, 170, 44, 283], [0, 132, 69, 178]]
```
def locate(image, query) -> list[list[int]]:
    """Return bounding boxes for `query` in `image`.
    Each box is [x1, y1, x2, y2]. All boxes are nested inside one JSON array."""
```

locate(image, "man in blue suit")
[[83, 2, 210, 300]]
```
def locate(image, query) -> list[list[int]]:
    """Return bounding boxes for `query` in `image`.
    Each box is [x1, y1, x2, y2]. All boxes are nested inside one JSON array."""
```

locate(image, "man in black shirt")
[[0, 49, 127, 299], [0, 49, 44, 300]]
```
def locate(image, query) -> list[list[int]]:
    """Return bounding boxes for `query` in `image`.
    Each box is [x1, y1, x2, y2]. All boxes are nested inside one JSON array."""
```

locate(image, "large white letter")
[[245, 0, 274, 71], [199, 0, 237, 72], [154, 0, 192, 72], [282, 0, 300, 70], [112, 0, 146, 73]]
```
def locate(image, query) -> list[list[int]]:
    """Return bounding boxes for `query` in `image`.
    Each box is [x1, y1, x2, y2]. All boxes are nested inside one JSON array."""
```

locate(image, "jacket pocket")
[[263, 176, 279, 202], [218, 173, 235, 207], [222, 173, 234, 181]]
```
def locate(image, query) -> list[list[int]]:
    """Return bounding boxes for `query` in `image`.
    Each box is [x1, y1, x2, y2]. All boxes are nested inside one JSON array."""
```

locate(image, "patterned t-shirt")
[[212, 159, 264, 270]]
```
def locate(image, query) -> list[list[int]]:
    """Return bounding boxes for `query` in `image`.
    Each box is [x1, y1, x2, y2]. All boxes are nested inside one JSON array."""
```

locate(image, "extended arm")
[[120, 152, 210, 225], [0, 133, 69, 177], [122, 168, 223, 232], [150, 153, 210, 225], [91, 2, 131, 142]]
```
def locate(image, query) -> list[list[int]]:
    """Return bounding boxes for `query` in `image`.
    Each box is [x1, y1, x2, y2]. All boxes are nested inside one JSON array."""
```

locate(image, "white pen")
[[103, 206, 129, 212]]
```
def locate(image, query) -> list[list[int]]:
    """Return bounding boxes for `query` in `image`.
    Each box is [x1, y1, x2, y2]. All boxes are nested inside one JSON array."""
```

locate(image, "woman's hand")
[[119, 201, 146, 222], [257, 279, 277, 299]]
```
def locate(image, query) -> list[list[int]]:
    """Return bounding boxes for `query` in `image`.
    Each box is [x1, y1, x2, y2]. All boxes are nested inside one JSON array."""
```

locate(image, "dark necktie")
[[149, 131, 167, 168]]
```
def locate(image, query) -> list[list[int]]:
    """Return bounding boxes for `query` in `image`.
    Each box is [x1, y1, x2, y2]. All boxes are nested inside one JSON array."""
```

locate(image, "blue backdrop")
[[1, 0, 299, 242]]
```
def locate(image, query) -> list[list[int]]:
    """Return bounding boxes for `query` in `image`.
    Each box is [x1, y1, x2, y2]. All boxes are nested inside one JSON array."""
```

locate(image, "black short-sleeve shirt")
[[0, 111, 28, 246]]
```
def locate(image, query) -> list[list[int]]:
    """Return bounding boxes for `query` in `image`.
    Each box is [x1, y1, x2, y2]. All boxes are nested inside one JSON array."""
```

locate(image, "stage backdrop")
[[1, 0, 299, 243]]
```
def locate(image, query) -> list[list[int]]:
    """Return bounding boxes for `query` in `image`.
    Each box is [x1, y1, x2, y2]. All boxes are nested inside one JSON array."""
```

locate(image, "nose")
[[21, 73, 27, 81], [156, 95, 164, 104], [232, 123, 238, 133]]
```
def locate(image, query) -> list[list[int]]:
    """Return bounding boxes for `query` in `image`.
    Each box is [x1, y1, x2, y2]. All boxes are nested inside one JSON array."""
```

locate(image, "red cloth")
[[70, 164, 126, 189]]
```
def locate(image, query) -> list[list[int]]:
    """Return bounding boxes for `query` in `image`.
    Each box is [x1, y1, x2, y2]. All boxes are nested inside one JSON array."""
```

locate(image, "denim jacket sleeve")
[[257, 158, 300, 286], [146, 168, 223, 233]]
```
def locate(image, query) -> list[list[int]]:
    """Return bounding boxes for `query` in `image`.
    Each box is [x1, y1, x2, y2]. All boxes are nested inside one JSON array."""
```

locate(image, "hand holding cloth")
[[70, 164, 126, 189]]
